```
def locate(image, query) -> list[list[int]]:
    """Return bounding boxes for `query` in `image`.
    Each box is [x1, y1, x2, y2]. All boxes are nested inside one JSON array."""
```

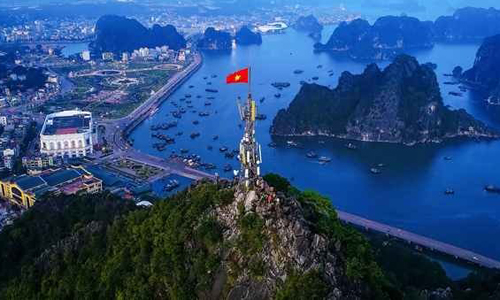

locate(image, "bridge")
[[337, 210, 500, 270]]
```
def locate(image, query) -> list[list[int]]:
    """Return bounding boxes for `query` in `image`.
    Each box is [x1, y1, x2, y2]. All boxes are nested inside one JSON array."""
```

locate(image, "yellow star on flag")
[[235, 75, 241, 81]]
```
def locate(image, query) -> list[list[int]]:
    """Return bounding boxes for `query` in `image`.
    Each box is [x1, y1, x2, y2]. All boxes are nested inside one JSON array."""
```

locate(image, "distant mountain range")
[[434, 7, 500, 41], [90, 15, 186, 55], [235, 26, 262, 46], [317, 7, 500, 60], [198, 26, 262, 50], [271, 55, 497, 145], [315, 16, 433, 60], [197, 27, 232, 50], [293, 15, 323, 33]]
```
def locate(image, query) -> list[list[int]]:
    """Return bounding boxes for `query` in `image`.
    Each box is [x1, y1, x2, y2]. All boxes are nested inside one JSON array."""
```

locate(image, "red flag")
[[226, 68, 249, 84]]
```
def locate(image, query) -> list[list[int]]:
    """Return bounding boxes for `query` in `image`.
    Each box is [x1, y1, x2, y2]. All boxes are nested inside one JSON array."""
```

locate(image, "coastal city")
[[0, 2, 359, 223], [1, 1, 500, 299]]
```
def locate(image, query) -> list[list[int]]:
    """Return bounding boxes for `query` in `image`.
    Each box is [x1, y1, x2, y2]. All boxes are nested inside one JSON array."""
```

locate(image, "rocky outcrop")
[[90, 15, 186, 54], [271, 55, 497, 145], [434, 7, 500, 42], [462, 34, 500, 104], [15, 181, 383, 299], [316, 7, 500, 61], [215, 187, 364, 300], [197, 27, 232, 50], [235, 26, 262, 46], [315, 16, 434, 60], [293, 15, 323, 33]]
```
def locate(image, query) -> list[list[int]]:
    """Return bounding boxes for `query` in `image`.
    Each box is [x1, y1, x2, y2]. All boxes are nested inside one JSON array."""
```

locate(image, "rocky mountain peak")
[[271, 55, 497, 145]]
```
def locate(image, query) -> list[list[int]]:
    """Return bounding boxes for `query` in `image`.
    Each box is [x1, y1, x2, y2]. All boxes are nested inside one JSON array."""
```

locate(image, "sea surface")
[[60, 42, 88, 58], [130, 26, 500, 279]]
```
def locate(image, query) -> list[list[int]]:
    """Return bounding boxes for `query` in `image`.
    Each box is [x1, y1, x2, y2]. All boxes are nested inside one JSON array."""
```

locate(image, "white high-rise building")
[[40, 110, 95, 158], [139, 47, 150, 58]]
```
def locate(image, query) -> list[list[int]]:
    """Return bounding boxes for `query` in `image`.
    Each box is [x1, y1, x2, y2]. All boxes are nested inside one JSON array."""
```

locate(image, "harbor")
[[126, 27, 500, 275]]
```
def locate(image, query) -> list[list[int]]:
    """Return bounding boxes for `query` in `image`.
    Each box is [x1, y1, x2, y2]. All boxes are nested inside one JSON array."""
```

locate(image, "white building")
[[0, 116, 7, 126], [81, 50, 91, 61], [139, 47, 150, 58], [257, 22, 288, 33], [40, 110, 95, 158]]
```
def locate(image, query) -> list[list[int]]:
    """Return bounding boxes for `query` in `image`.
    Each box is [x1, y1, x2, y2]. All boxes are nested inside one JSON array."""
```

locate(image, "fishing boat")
[[306, 151, 318, 159], [370, 168, 381, 174], [255, 114, 267, 120], [444, 189, 455, 195], [318, 156, 332, 163], [271, 82, 291, 88], [345, 143, 358, 150], [164, 179, 180, 192], [485, 185, 500, 193], [204, 163, 216, 170], [449, 91, 463, 97]]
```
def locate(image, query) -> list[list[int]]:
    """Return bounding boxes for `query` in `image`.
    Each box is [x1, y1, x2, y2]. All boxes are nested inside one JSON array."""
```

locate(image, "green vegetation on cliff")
[[0, 177, 498, 299]]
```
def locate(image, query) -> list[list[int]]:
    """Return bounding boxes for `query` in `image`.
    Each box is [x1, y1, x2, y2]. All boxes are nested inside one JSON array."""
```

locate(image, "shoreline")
[[270, 131, 499, 147], [124, 52, 203, 133]]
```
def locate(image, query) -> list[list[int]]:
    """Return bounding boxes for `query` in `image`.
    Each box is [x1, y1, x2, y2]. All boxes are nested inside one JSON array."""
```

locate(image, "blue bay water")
[[61, 43, 88, 57], [130, 27, 500, 276]]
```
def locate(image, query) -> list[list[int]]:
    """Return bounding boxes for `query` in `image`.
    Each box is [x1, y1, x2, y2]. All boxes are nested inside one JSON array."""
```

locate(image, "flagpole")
[[248, 66, 252, 97]]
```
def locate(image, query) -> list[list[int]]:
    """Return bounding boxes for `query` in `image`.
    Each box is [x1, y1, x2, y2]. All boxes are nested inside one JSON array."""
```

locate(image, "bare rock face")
[[16, 182, 379, 299], [315, 16, 433, 60], [462, 34, 500, 105], [271, 55, 498, 145], [293, 15, 323, 33], [214, 186, 364, 300]]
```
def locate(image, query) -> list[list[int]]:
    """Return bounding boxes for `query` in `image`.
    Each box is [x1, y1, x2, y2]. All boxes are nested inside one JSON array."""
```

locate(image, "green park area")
[[44, 61, 182, 119]]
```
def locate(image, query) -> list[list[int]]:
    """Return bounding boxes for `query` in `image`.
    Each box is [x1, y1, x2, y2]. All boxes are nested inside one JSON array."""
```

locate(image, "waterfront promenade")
[[98, 52, 216, 181]]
